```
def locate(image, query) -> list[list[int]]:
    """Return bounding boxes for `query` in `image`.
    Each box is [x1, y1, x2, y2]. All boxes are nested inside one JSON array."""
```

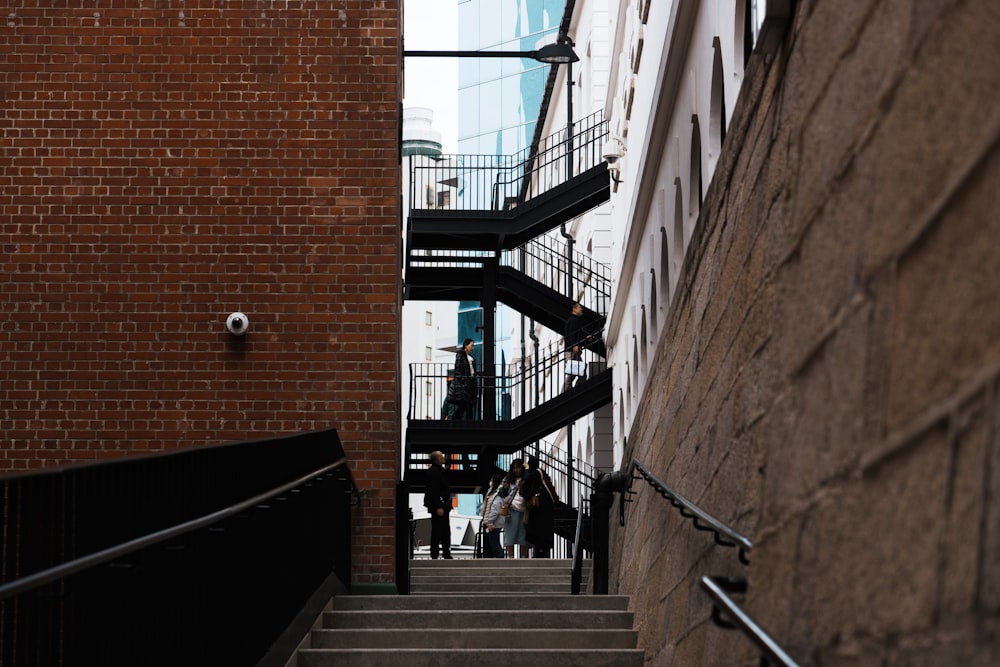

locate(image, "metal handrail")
[[700, 576, 801, 666], [409, 110, 608, 214], [502, 237, 611, 315], [0, 457, 356, 602], [626, 459, 752, 564]]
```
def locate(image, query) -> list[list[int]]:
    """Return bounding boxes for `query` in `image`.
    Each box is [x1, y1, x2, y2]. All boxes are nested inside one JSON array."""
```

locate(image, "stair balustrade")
[[0, 429, 357, 667], [409, 110, 608, 215], [501, 236, 611, 316], [407, 320, 607, 424]]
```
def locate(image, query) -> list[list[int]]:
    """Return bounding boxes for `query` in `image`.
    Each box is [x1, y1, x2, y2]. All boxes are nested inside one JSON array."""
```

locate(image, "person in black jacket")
[[446, 338, 477, 419], [562, 303, 585, 392], [521, 456, 557, 558], [423, 451, 452, 559]]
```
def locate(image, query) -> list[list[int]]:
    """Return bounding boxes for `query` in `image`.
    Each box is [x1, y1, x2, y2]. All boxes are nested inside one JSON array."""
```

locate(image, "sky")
[[403, 0, 460, 153]]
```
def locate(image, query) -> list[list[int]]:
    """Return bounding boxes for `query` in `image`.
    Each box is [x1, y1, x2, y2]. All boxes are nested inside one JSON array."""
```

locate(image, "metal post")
[[561, 43, 576, 300], [566, 441, 575, 556], [591, 489, 613, 595], [565, 42, 574, 181], [482, 254, 498, 420]]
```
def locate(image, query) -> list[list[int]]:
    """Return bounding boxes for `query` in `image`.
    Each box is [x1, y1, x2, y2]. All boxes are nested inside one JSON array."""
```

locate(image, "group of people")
[[424, 302, 588, 558], [424, 452, 559, 560], [479, 456, 558, 559]]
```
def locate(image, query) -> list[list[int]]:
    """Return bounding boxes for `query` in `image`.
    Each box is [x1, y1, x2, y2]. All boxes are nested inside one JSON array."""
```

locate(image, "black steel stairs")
[[405, 367, 612, 492], [403, 112, 614, 503], [405, 263, 605, 338], [406, 162, 610, 252]]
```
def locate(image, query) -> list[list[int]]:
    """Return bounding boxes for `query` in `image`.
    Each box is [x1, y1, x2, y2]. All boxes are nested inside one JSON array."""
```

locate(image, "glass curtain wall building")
[[457, 0, 564, 156], [457, 0, 566, 432]]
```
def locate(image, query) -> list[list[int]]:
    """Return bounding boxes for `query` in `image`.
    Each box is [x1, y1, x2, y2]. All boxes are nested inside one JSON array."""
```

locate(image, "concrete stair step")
[[311, 627, 639, 649], [409, 582, 572, 594], [297, 648, 644, 667], [290, 558, 641, 665], [411, 558, 579, 567], [331, 594, 629, 611], [409, 573, 569, 584], [322, 609, 635, 630]]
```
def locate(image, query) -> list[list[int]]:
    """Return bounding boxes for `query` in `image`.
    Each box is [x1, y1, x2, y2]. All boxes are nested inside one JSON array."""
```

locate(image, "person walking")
[[480, 473, 507, 558], [562, 303, 586, 392], [521, 455, 558, 558], [423, 450, 452, 559], [446, 338, 477, 419], [501, 459, 529, 558]]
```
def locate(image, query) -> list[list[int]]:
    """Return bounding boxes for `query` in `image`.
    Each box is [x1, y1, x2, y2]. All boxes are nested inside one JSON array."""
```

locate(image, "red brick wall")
[[0, 1, 401, 584]]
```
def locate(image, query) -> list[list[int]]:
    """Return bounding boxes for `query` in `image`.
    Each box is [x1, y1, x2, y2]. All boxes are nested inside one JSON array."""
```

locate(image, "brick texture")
[[0, 1, 401, 584], [618, 1, 1000, 664]]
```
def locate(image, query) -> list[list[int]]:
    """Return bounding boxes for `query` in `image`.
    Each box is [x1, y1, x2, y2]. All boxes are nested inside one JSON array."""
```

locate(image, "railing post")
[[396, 482, 411, 595], [590, 488, 613, 595]]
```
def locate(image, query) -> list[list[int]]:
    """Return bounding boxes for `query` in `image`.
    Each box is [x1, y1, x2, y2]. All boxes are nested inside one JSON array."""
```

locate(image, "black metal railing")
[[0, 428, 358, 667], [405, 237, 611, 318], [409, 110, 608, 213], [502, 236, 611, 316], [701, 576, 801, 666], [624, 459, 753, 564], [407, 321, 607, 422]]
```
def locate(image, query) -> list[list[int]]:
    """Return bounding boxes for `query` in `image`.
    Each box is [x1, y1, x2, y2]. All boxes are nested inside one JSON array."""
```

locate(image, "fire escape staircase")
[[404, 113, 613, 494]]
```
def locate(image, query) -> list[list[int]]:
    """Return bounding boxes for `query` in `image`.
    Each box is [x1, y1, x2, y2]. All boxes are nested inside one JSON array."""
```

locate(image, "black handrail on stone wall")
[[0, 428, 358, 667], [701, 576, 801, 667], [624, 459, 753, 564]]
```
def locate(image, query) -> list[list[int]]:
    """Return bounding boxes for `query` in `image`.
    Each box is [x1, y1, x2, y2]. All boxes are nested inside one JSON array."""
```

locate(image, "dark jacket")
[[522, 467, 557, 551], [423, 462, 451, 513], [447, 349, 476, 404], [564, 312, 585, 351]]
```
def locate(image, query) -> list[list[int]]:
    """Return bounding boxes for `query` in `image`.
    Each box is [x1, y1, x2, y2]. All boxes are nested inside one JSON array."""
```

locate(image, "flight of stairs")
[[293, 558, 644, 666]]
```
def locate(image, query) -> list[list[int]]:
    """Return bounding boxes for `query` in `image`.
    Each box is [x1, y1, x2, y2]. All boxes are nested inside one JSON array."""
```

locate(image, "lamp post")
[[404, 42, 579, 423]]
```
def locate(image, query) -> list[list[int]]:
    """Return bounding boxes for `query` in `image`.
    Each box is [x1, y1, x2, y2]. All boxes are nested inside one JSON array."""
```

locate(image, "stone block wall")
[[614, 1, 1000, 663], [0, 1, 401, 585]]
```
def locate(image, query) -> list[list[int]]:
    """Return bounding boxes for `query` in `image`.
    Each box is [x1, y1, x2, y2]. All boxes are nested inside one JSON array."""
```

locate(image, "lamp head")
[[534, 42, 579, 64]]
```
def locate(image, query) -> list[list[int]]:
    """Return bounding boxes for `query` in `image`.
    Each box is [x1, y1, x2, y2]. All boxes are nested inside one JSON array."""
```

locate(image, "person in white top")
[[480, 473, 507, 558]]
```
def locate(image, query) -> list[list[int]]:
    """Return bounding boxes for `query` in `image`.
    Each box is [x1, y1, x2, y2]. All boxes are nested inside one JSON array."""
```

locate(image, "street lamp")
[[403, 42, 579, 64]]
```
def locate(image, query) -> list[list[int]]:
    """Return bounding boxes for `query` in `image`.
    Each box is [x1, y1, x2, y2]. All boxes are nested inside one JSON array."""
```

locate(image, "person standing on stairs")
[[562, 303, 586, 392], [501, 459, 530, 558], [424, 451, 453, 559], [480, 473, 507, 558], [521, 456, 558, 558]]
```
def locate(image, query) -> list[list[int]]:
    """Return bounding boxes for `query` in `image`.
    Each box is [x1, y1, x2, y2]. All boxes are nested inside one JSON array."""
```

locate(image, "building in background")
[[457, 0, 565, 156]]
